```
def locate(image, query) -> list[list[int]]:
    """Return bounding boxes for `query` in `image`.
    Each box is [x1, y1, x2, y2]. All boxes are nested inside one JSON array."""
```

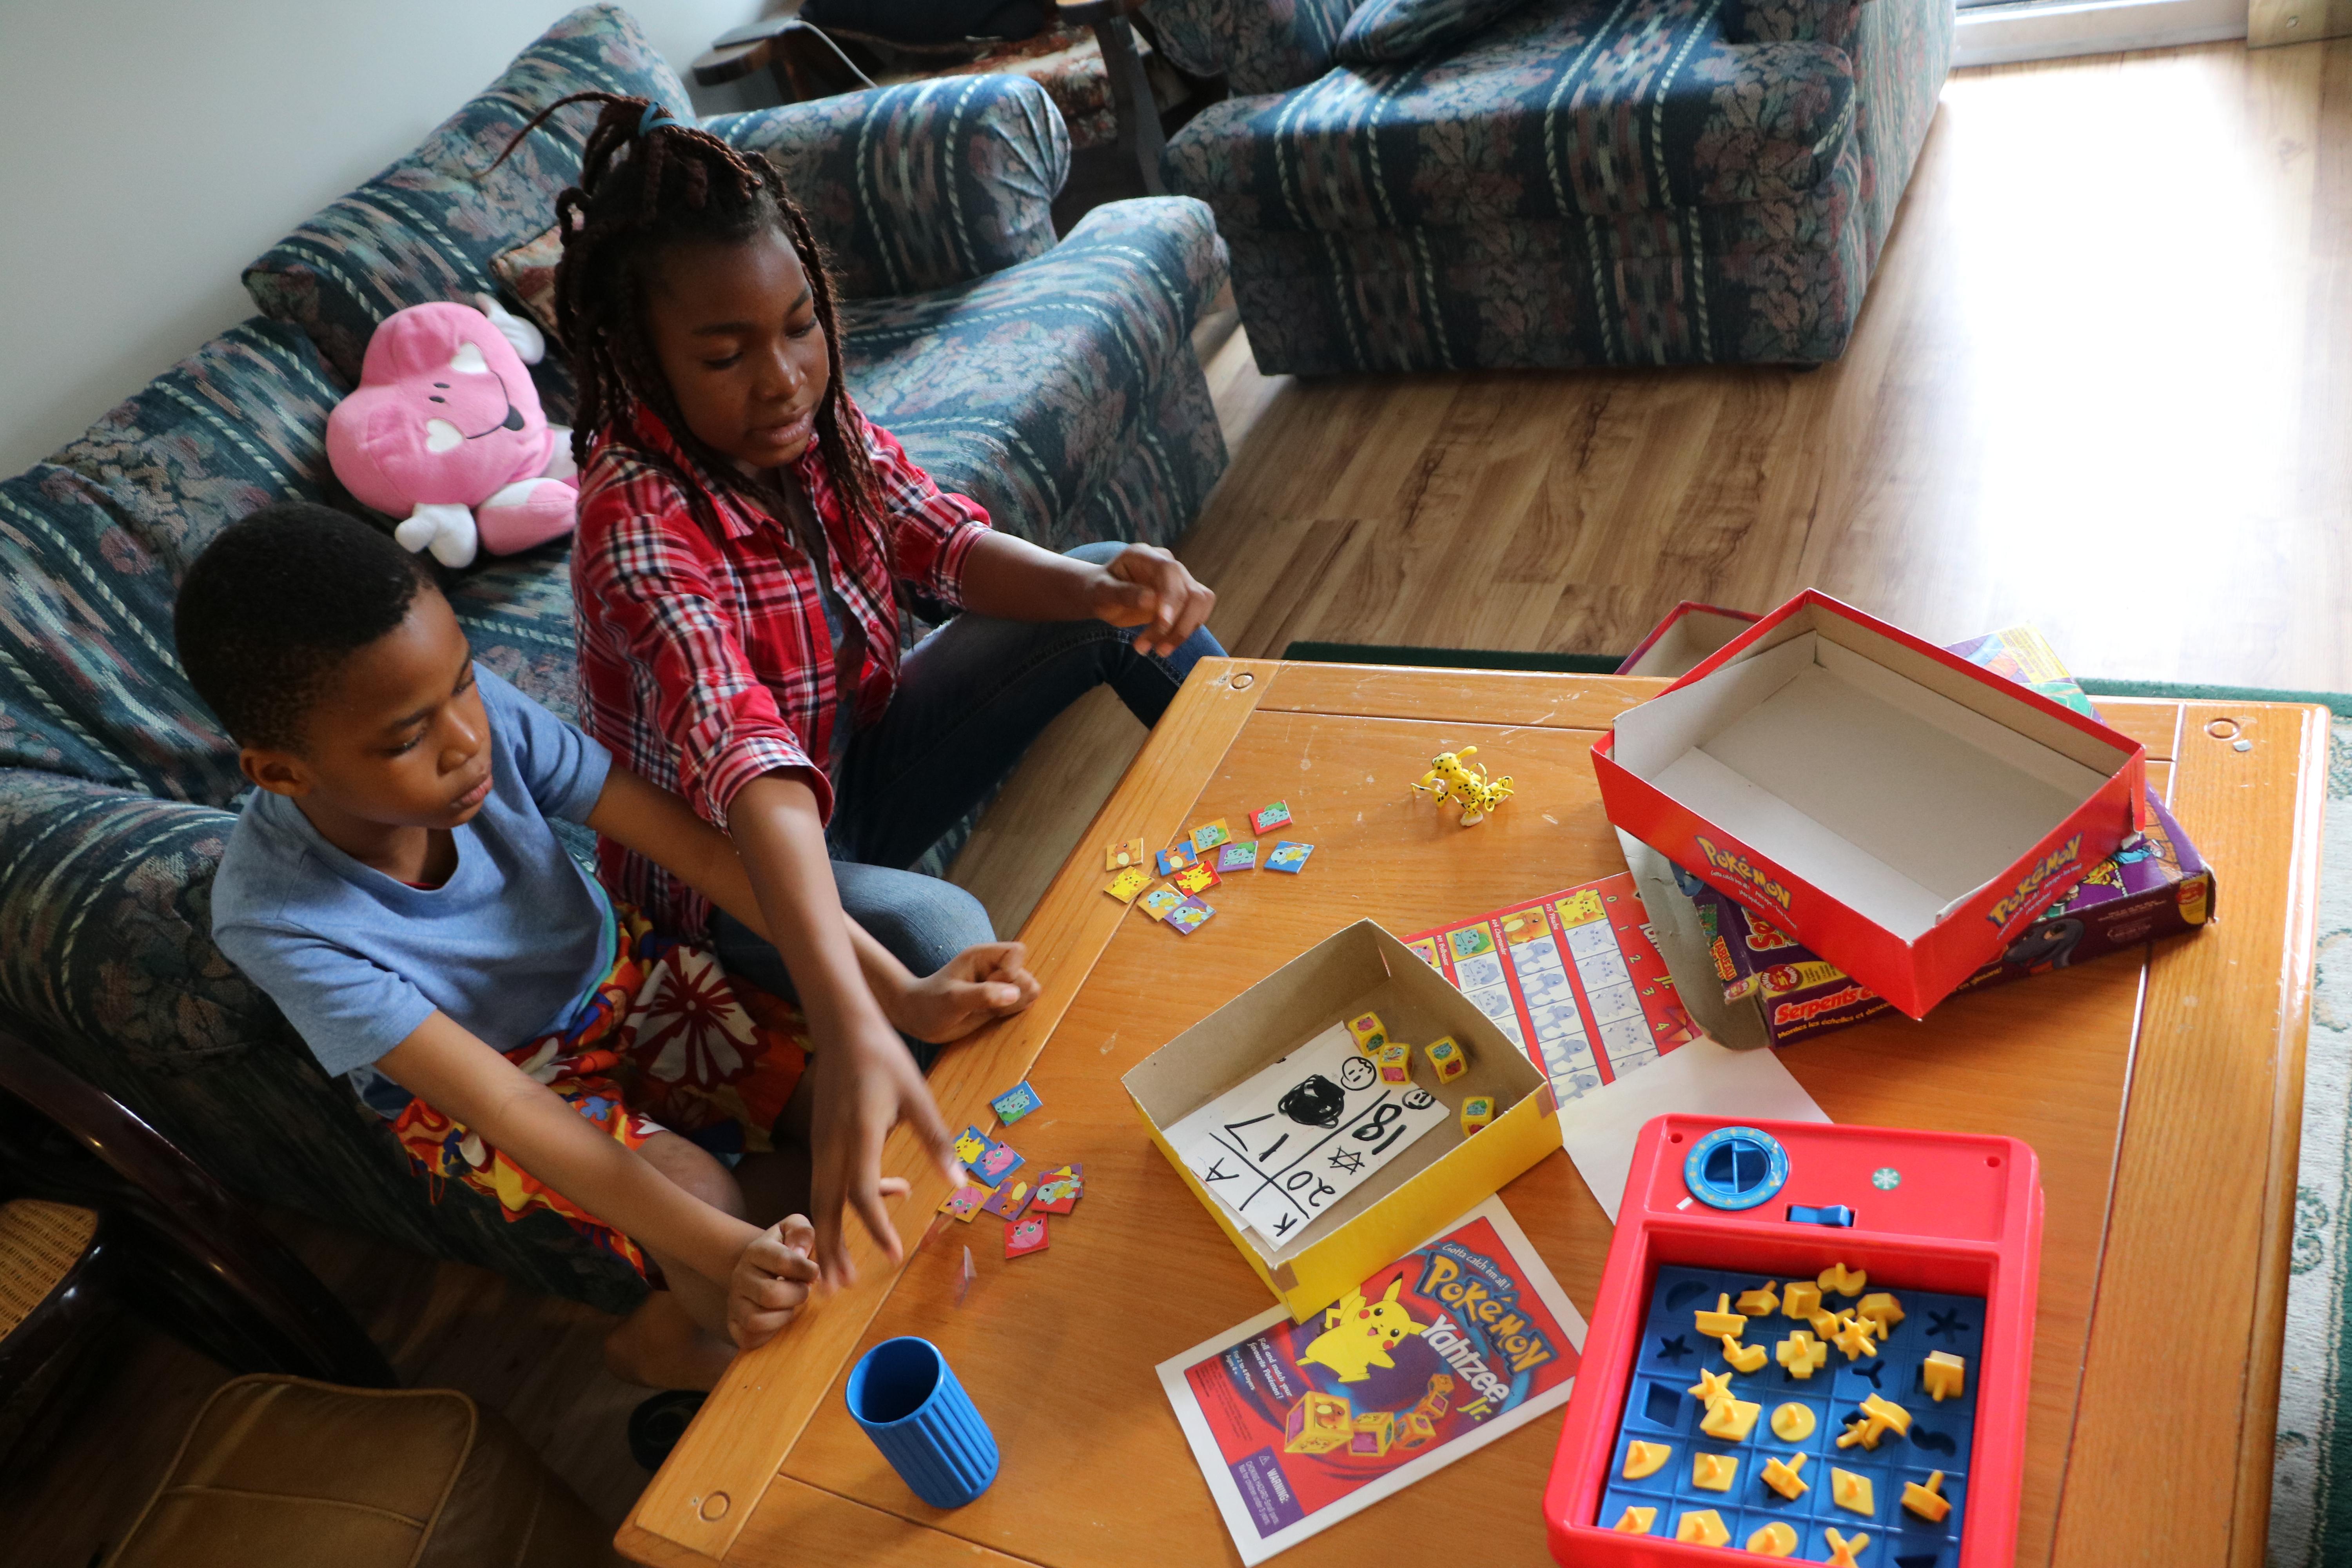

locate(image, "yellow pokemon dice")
[[1348, 1410, 1395, 1458], [1424, 1035, 1468, 1082], [1345, 1011, 1387, 1054], [1282, 1391, 1354, 1455], [1459, 1096, 1495, 1134], [1376, 1041, 1414, 1085]]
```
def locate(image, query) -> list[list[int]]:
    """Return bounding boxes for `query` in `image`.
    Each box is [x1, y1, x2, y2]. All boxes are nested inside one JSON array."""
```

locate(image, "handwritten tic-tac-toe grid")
[[1406, 875, 1700, 1105], [1170, 1026, 1447, 1244]]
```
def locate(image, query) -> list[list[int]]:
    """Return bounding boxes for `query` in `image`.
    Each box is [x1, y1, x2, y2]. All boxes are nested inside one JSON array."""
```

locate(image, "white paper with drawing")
[[1169, 1024, 1448, 1243]]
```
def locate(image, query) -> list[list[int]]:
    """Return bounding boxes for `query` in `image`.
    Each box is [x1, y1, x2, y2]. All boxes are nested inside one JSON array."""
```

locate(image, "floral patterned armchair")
[[1145, 0, 1951, 373], [0, 5, 1226, 1310]]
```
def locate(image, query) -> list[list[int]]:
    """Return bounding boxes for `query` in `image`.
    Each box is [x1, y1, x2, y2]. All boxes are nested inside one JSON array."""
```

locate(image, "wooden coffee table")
[[620, 662, 2325, 1568]]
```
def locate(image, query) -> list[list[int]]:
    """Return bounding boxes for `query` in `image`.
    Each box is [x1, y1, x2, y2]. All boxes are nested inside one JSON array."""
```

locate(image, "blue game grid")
[[1596, 1265, 1987, 1567]]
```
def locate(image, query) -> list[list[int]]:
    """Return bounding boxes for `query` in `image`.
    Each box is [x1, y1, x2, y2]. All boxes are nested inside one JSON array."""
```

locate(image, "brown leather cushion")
[[106, 1374, 621, 1568]]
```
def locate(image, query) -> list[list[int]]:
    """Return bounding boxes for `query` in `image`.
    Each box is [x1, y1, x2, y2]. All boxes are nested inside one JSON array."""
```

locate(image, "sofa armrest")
[[706, 76, 1071, 301]]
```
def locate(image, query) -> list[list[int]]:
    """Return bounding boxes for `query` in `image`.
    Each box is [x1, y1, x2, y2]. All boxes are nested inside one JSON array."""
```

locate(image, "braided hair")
[[497, 94, 887, 550]]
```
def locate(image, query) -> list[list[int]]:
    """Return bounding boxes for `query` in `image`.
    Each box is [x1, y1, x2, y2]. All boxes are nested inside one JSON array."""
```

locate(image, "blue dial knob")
[[1684, 1126, 1790, 1211]]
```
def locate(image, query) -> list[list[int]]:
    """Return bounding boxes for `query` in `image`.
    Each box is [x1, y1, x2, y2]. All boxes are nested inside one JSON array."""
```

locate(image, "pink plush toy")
[[326, 297, 578, 569]]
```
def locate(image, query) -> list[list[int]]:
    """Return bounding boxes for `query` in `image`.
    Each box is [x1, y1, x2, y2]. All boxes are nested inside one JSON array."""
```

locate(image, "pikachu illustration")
[[1299, 1277, 1426, 1384]]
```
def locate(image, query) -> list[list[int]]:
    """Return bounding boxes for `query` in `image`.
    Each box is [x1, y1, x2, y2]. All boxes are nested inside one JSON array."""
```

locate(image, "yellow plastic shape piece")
[[1819, 1261, 1867, 1296], [1622, 1439, 1671, 1481], [1675, 1510, 1731, 1548], [1903, 1470, 1952, 1524], [1859, 1394, 1912, 1441], [1613, 1506, 1657, 1535], [1824, 1527, 1871, 1568], [1855, 1292, 1906, 1333], [1809, 1308, 1842, 1339], [1691, 1452, 1739, 1492], [1776, 1331, 1829, 1381], [1695, 1293, 1747, 1338], [1831, 1467, 1877, 1516], [1923, 1350, 1967, 1403], [1720, 1333, 1767, 1374], [1782, 1280, 1823, 1319], [1688, 1367, 1736, 1407], [1832, 1314, 1881, 1363], [1737, 1281, 1781, 1316], [1700, 1397, 1762, 1443], [1770, 1401, 1818, 1442], [1761, 1452, 1809, 1501], [1746, 1521, 1800, 1557]]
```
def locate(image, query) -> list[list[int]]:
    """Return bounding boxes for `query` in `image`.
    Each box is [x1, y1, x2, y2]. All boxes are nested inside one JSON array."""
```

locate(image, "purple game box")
[[1683, 787, 2216, 1046]]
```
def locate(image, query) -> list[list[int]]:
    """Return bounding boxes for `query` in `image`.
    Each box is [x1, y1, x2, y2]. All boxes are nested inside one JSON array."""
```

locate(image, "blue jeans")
[[713, 542, 1222, 1054]]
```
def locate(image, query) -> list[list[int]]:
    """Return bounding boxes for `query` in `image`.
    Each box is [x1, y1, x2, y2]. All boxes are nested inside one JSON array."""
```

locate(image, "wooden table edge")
[[619, 659, 1279, 1564], [2234, 701, 2330, 1566]]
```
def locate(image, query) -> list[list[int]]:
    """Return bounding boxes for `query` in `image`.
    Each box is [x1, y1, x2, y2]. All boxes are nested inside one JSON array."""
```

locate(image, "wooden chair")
[[0, 1026, 392, 1460]]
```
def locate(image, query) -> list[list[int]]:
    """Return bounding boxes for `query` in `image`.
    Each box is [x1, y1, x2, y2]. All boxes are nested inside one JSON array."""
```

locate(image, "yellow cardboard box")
[[1123, 919, 1558, 1321]]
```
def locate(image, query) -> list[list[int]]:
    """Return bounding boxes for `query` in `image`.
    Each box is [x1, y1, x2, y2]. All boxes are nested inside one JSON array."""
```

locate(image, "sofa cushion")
[[1145, 0, 1365, 95], [241, 4, 691, 421], [1165, 0, 1856, 231], [0, 320, 345, 803], [1335, 0, 1535, 66], [835, 196, 1229, 551], [1223, 128, 1864, 372]]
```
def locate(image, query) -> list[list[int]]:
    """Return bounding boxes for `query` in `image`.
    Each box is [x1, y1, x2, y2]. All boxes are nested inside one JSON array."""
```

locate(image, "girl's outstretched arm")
[[724, 771, 964, 1286], [955, 535, 1215, 657], [585, 764, 1038, 1042]]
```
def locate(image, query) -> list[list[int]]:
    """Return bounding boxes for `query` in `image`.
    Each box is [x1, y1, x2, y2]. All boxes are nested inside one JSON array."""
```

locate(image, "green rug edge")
[[1279, 641, 2352, 719]]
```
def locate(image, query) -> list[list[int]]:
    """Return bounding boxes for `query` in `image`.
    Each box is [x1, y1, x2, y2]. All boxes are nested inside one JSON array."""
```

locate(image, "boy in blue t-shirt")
[[180, 503, 1035, 1391]]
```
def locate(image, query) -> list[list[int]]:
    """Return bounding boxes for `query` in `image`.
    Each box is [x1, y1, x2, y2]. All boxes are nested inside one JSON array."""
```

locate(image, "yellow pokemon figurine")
[[1298, 1277, 1426, 1384], [1412, 746, 1514, 826]]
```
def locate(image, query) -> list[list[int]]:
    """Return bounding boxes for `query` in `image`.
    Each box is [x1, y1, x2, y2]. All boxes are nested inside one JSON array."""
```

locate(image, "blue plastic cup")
[[846, 1336, 999, 1508]]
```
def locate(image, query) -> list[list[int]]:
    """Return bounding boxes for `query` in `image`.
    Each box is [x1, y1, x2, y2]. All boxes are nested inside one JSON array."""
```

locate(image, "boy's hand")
[[1087, 544, 1215, 658], [808, 1026, 960, 1288], [880, 941, 1041, 1044], [728, 1215, 822, 1350]]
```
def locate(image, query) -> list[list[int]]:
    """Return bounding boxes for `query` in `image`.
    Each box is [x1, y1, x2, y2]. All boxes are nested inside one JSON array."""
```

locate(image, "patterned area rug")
[[2268, 716, 2352, 1568], [1279, 642, 2348, 1562]]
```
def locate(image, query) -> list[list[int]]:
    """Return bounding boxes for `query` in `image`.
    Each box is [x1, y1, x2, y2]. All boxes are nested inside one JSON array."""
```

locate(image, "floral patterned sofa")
[[0, 5, 1226, 1311], [1146, 0, 1950, 373]]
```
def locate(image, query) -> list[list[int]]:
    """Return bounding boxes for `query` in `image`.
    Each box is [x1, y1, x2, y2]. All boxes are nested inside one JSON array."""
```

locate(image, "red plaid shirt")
[[571, 398, 990, 937]]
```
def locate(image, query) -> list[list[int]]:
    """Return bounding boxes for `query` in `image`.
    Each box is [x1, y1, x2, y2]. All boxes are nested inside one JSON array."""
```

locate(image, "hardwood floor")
[[7, 38, 2348, 1567]]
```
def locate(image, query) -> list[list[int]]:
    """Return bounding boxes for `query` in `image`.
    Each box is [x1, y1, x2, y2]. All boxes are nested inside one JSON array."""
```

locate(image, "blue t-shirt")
[[211, 665, 617, 1079]]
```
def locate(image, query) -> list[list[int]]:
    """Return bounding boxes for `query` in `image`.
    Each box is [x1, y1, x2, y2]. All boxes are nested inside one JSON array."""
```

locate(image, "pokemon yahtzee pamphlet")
[[1156, 1197, 1584, 1563]]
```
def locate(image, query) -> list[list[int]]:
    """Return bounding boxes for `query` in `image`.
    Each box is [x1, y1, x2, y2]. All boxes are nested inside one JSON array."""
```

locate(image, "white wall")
[[0, 1, 782, 475]]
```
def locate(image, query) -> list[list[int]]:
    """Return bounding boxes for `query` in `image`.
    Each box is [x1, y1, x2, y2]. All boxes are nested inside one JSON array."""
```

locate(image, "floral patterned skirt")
[[389, 901, 809, 1279]]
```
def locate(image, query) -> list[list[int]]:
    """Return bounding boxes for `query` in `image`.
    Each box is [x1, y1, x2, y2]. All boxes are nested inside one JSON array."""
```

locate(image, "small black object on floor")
[[629, 1390, 709, 1471]]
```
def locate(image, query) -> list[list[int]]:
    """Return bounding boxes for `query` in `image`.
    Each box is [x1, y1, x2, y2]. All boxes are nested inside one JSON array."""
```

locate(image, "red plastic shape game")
[[1545, 1116, 2041, 1567]]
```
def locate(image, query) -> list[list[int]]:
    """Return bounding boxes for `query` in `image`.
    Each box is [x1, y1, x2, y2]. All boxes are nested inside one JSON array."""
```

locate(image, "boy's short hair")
[[175, 503, 436, 752]]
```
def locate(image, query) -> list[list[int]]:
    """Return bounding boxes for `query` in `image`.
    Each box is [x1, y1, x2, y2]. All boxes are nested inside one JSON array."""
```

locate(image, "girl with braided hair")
[[505, 95, 1221, 1296]]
